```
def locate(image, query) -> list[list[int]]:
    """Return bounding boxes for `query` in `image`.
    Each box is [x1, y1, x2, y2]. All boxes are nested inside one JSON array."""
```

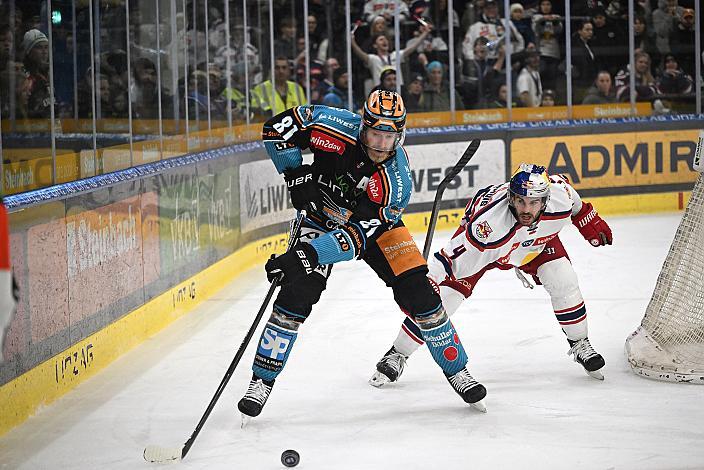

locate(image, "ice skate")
[[445, 367, 487, 412], [567, 337, 605, 380], [238, 374, 274, 424], [369, 346, 407, 387]]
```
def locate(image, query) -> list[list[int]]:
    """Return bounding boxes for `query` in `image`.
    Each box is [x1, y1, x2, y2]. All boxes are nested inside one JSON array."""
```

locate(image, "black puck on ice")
[[281, 449, 300, 467]]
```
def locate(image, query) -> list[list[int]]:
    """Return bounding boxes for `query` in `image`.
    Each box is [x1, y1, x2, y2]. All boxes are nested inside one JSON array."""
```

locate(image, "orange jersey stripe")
[[310, 124, 357, 145]]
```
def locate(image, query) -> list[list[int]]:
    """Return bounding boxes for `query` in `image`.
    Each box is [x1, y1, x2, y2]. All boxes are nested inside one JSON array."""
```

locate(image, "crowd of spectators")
[[246, 0, 695, 112], [342, 0, 699, 113], [0, 0, 700, 130]]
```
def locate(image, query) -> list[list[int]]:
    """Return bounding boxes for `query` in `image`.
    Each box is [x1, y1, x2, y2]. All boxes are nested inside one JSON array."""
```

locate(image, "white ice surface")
[[1, 213, 703, 470]]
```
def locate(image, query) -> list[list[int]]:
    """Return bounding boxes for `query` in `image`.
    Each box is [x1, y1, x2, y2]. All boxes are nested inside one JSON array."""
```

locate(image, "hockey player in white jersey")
[[370, 163, 613, 387]]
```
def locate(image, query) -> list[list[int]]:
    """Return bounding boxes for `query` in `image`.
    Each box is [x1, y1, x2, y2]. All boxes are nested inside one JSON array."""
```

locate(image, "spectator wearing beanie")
[[420, 60, 463, 112], [21, 29, 52, 119], [511, 3, 535, 49], [402, 74, 424, 113], [323, 67, 349, 109]]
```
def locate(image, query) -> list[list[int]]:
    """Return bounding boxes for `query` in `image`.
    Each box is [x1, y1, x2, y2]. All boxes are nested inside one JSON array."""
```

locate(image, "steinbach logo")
[[383, 239, 416, 254], [346, 225, 364, 251], [367, 173, 383, 203], [311, 130, 345, 155]]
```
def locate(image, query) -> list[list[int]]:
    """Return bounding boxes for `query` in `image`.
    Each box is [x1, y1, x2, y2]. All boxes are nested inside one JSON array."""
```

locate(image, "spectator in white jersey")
[[370, 163, 612, 388], [516, 49, 543, 107], [462, 0, 524, 61], [351, 24, 433, 92]]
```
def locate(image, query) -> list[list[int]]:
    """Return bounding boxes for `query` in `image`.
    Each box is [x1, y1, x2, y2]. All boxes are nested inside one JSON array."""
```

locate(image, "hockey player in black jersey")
[[237, 91, 487, 420]]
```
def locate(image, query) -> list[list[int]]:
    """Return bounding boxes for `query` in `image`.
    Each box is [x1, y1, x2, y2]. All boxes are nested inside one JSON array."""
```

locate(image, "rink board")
[[0, 188, 691, 436], [0, 117, 701, 437]]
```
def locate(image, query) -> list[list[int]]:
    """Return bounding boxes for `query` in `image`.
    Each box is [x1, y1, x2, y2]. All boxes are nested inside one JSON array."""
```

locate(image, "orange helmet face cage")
[[363, 90, 406, 133]]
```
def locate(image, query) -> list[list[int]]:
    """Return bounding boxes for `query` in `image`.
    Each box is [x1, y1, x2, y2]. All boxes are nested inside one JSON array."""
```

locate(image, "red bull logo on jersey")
[[533, 233, 557, 245], [311, 130, 345, 155], [475, 220, 492, 239]]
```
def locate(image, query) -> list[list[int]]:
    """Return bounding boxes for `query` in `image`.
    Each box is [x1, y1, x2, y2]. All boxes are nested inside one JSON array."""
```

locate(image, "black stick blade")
[[446, 139, 481, 181]]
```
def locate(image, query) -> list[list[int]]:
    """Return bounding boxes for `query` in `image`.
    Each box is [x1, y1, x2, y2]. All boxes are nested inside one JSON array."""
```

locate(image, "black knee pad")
[[391, 269, 441, 317], [274, 271, 327, 322]]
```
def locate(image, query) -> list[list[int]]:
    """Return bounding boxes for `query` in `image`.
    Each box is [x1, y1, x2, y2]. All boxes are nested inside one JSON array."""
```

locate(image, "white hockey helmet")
[[508, 163, 551, 211]]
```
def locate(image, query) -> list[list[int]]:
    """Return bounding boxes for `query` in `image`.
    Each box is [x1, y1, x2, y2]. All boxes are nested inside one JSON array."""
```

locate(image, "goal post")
[[625, 152, 704, 384]]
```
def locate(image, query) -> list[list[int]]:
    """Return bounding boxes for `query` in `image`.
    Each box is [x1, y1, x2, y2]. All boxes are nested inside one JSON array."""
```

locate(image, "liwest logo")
[[411, 165, 479, 192], [259, 327, 293, 360], [311, 130, 345, 155], [320, 112, 357, 130]]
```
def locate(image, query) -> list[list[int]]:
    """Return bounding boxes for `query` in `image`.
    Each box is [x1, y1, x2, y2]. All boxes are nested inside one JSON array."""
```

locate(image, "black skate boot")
[[369, 346, 407, 388], [567, 337, 605, 380], [445, 367, 487, 412], [238, 374, 274, 424]]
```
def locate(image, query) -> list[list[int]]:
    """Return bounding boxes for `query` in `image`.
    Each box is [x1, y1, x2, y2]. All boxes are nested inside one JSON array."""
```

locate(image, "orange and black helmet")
[[362, 90, 406, 133]]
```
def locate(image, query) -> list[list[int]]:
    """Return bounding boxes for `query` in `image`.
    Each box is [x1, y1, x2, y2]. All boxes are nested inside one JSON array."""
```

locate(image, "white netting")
[[626, 174, 704, 383]]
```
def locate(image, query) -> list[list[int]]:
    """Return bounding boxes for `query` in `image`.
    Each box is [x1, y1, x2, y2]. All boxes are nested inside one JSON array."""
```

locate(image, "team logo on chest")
[[475, 220, 493, 239], [310, 130, 345, 155]]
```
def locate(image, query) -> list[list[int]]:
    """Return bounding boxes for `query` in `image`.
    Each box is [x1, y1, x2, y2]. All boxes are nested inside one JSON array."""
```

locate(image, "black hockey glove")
[[284, 164, 321, 212], [265, 242, 319, 285]]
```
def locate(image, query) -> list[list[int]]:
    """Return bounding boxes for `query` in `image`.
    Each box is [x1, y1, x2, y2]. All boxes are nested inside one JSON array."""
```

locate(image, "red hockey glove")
[[571, 202, 612, 247]]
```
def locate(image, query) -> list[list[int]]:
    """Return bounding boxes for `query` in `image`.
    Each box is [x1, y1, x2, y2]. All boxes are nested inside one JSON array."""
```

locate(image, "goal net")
[[625, 172, 704, 384]]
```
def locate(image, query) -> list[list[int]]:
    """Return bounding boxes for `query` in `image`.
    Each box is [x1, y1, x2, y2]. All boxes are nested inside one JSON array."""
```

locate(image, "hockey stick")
[[143, 210, 307, 463], [422, 139, 481, 259]]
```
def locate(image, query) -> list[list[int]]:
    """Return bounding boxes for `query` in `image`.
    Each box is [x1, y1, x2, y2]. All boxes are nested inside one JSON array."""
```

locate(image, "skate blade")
[[586, 369, 604, 380], [241, 413, 252, 428], [369, 371, 391, 388], [470, 399, 487, 413], [143, 445, 182, 463]]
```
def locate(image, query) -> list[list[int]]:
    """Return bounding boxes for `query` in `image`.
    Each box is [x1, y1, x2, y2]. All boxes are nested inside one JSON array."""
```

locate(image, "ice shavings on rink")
[[1, 213, 702, 470]]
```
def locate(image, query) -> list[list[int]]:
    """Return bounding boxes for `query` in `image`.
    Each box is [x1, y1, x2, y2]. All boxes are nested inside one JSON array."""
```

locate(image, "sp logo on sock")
[[259, 327, 294, 360]]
